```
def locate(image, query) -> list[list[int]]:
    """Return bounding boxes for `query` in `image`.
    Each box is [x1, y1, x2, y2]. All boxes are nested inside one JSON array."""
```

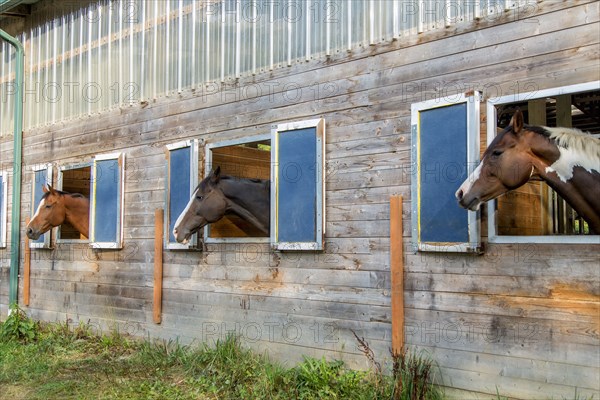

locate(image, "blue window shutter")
[[272, 119, 325, 251], [0, 174, 6, 248], [411, 93, 481, 253], [30, 165, 53, 248], [165, 140, 199, 249], [91, 153, 124, 249]]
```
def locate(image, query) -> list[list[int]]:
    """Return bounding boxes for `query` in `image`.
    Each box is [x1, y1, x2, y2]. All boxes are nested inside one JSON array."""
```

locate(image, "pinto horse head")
[[456, 108, 600, 232], [455, 109, 542, 211]]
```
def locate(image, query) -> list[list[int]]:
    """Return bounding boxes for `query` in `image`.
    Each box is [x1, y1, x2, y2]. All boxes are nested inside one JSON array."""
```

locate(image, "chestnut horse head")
[[172, 166, 270, 244], [456, 109, 600, 232], [26, 184, 90, 240]]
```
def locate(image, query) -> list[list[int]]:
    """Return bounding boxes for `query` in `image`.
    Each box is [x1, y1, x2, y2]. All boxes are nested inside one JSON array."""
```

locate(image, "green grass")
[[1, 304, 445, 400]]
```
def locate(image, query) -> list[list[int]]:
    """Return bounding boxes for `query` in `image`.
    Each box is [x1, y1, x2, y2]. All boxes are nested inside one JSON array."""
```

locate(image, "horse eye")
[[45, 204, 52, 209], [492, 150, 503, 157], [196, 195, 203, 201]]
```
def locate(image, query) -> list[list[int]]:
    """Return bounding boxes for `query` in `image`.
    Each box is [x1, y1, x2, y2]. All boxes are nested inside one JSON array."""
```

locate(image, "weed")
[[496, 386, 510, 400], [391, 348, 443, 400], [0, 303, 38, 343], [292, 356, 379, 399], [351, 329, 444, 400]]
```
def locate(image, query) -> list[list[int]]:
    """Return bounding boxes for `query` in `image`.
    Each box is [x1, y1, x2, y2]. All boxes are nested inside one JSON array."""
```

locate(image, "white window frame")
[[90, 152, 125, 249], [0, 173, 7, 248], [486, 81, 600, 244], [165, 139, 200, 250], [30, 163, 53, 249], [411, 92, 481, 253], [204, 133, 271, 244], [55, 161, 92, 244], [271, 118, 326, 251]]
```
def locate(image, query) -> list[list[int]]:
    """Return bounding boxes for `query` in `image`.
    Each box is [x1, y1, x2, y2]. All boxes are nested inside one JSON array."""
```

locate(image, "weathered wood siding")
[[1, 2, 599, 399]]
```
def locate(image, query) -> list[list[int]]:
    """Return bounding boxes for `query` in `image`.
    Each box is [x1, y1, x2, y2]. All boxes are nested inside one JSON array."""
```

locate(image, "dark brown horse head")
[[173, 166, 271, 244], [26, 184, 89, 240], [173, 167, 228, 244], [456, 109, 550, 210]]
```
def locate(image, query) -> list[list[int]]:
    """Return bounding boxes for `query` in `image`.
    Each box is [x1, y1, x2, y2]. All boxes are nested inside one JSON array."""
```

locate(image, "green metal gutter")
[[0, 27, 25, 306], [0, 0, 25, 14]]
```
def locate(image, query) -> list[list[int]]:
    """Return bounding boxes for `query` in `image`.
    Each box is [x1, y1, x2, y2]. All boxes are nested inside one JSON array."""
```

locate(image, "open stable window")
[[178, 118, 326, 249], [486, 81, 599, 244], [57, 163, 92, 242], [0, 173, 6, 248], [90, 153, 125, 249], [30, 164, 53, 249], [165, 140, 199, 249], [411, 93, 481, 253], [271, 118, 326, 251], [205, 134, 271, 242]]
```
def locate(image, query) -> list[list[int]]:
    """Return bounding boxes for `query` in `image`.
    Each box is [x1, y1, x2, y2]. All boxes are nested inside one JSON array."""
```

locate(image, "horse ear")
[[210, 166, 221, 184], [510, 109, 524, 134], [42, 184, 49, 193], [46, 184, 56, 195]]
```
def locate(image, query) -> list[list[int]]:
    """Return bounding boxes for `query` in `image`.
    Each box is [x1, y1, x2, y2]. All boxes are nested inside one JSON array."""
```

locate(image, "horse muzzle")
[[456, 189, 481, 211], [173, 228, 191, 244], [26, 226, 42, 240]]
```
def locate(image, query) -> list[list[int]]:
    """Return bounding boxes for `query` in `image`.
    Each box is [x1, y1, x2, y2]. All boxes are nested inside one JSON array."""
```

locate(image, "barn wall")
[[1, 1, 599, 399]]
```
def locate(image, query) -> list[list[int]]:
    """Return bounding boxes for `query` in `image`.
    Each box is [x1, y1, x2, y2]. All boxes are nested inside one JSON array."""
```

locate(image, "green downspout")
[[0, 28, 25, 306]]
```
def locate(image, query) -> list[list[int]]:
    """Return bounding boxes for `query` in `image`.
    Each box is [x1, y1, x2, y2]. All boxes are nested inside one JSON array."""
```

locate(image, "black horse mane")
[[41, 189, 87, 200], [198, 174, 269, 192], [221, 175, 267, 184], [524, 124, 554, 139]]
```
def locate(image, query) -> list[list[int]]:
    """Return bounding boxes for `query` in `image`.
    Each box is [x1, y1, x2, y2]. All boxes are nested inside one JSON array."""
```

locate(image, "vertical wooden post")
[[529, 99, 552, 235], [153, 209, 164, 324], [23, 218, 31, 306], [390, 195, 404, 356], [527, 98, 552, 235], [556, 95, 574, 233]]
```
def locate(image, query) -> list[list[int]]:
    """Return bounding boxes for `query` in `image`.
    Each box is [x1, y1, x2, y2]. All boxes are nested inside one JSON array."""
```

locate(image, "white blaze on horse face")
[[173, 187, 199, 244], [544, 127, 600, 182], [456, 161, 483, 201], [31, 197, 47, 222]]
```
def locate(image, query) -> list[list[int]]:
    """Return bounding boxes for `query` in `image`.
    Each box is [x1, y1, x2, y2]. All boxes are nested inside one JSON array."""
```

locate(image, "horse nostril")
[[26, 227, 33, 235], [456, 189, 463, 200]]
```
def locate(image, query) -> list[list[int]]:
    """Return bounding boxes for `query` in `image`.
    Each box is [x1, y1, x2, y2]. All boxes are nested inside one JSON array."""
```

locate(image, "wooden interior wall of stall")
[[209, 145, 270, 238], [59, 167, 91, 239], [61, 167, 91, 196]]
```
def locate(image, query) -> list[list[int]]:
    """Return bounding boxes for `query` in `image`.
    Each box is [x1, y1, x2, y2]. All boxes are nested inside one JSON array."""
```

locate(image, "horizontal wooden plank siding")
[[1, 2, 599, 399]]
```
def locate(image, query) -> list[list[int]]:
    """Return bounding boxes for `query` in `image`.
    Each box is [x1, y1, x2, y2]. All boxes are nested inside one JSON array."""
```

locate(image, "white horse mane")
[[545, 126, 600, 159], [543, 126, 600, 181]]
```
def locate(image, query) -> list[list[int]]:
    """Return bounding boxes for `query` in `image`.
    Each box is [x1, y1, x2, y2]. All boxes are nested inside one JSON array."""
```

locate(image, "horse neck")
[[538, 170, 600, 233], [63, 195, 90, 237], [529, 133, 600, 232], [219, 178, 270, 233]]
